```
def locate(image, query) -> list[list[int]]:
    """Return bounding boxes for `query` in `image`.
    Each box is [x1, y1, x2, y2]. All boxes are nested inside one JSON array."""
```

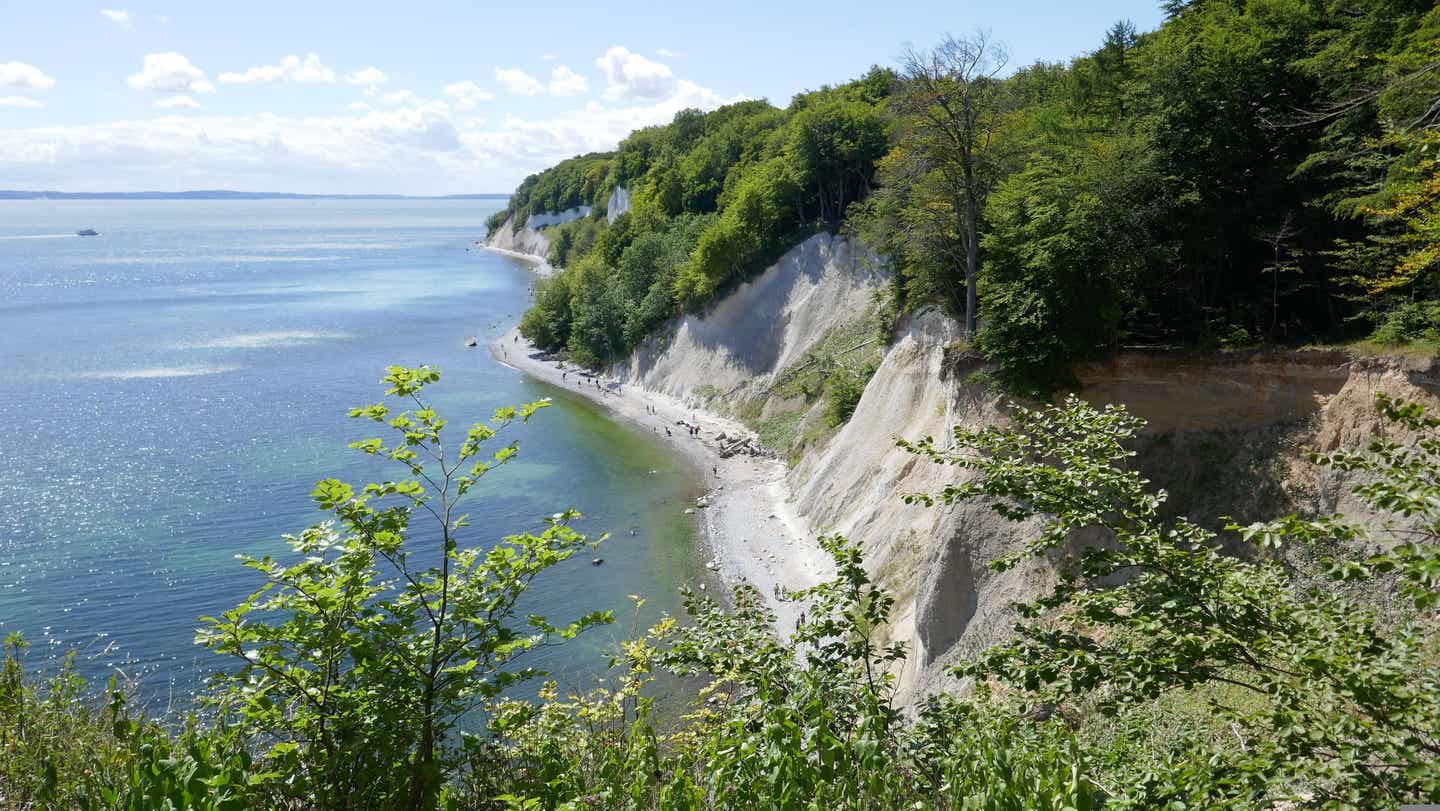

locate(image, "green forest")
[[6, 0, 1440, 808], [502, 0, 1440, 395]]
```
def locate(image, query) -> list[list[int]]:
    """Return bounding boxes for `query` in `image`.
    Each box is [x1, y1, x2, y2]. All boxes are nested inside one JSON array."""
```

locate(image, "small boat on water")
[[76, 229, 99, 237], [464, 336, 478, 348]]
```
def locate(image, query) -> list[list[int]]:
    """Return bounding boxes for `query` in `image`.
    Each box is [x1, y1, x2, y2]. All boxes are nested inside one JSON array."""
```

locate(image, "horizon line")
[[0, 189, 511, 200]]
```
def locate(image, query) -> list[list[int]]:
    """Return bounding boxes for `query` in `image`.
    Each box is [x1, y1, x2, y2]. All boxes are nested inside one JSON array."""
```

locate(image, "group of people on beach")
[[549, 361, 719, 480], [559, 369, 621, 397]]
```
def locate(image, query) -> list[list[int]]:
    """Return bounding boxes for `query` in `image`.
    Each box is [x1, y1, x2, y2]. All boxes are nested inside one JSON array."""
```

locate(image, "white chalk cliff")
[[493, 220, 1440, 700]]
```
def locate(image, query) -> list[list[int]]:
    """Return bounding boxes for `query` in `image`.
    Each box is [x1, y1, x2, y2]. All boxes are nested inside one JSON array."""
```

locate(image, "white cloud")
[[0, 60, 741, 194], [464, 80, 742, 171], [0, 96, 43, 108], [657, 48, 682, 58], [346, 66, 388, 96], [100, 9, 133, 29], [442, 80, 495, 110], [380, 89, 414, 106], [494, 67, 543, 96], [126, 52, 215, 94], [548, 66, 588, 96], [155, 95, 199, 109], [0, 61, 56, 91], [219, 53, 335, 85], [0, 106, 472, 193], [596, 46, 675, 100]]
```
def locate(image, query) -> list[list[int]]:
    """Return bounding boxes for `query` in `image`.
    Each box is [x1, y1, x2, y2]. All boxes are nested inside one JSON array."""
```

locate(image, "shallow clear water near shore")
[[0, 198, 705, 705]]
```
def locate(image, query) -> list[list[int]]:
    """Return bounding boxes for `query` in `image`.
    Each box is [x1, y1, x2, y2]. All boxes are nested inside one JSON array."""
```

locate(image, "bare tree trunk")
[[965, 192, 979, 337]]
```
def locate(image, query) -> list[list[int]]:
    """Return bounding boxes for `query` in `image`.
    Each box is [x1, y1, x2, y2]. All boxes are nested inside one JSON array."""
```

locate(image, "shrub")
[[903, 393, 1440, 807], [1369, 300, 1440, 346], [824, 363, 873, 427], [197, 366, 610, 808]]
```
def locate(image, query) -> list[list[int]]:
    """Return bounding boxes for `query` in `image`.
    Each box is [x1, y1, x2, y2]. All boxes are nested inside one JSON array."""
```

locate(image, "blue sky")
[[1, 1, 1165, 194]]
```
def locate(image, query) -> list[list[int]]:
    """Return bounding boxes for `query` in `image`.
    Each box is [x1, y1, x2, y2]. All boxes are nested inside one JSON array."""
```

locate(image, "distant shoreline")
[[0, 190, 509, 201]]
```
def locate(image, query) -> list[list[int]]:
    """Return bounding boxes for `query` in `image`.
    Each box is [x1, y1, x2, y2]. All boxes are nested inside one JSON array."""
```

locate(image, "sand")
[[480, 245, 553, 276], [490, 328, 833, 634]]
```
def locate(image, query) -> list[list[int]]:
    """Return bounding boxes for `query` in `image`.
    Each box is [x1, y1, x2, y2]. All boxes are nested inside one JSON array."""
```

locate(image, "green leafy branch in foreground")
[[903, 393, 1440, 808], [195, 366, 611, 810], [471, 534, 1101, 810]]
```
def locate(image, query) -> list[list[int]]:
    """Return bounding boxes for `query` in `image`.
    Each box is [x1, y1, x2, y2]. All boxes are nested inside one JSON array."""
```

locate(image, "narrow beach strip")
[[489, 328, 833, 634]]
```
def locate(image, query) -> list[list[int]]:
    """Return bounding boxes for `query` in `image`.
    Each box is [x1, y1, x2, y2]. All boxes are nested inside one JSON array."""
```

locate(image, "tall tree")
[[895, 31, 1011, 336]]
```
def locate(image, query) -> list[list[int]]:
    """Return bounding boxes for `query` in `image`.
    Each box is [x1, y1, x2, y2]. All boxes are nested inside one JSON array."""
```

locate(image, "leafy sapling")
[[198, 365, 612, 810]]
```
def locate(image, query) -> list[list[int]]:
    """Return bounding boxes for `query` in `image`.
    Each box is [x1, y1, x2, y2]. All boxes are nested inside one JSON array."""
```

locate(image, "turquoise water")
[[0, 199, 704, 706]]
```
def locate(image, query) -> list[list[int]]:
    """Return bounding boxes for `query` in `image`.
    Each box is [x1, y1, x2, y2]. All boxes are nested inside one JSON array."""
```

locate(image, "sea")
[[0, 198, 706, 708]]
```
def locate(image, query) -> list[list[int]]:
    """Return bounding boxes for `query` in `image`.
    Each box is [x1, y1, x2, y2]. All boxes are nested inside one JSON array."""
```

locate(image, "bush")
[[474, 536, 1103, 810], [0, 634, 255, 810], [823, 363, 873, 427], [1369, 300, 1440, 345], [196, 366, 609, 808], [518, 274, 573, 351], [903, 393, 1440, 807]]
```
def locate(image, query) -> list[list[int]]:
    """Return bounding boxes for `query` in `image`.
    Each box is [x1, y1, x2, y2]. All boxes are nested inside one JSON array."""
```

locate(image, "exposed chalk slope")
[[614, 231, 887, 405], [486, 214, 553, 268]]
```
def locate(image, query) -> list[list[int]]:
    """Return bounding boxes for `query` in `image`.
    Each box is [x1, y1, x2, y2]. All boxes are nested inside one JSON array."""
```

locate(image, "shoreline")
[[489, 327, 833, 634], [480, 244, 554, 276]]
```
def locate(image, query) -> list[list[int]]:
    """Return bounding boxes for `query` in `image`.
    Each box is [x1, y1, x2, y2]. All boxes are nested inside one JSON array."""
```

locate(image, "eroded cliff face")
[[785, 310, 1055, 695], [486, 214, 554, 265], [612, 231, 887, 412], [606, 186, 630, 224], [570, 226, 1440, 703], [840, 345, 1440, 700], [1077, 351, 1440, 530]]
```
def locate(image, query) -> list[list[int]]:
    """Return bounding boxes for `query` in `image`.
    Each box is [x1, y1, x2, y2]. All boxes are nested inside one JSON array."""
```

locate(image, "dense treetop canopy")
[[499, 0, 1440, 394]]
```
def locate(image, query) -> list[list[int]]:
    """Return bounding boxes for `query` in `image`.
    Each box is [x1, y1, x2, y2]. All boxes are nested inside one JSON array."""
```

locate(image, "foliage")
[[850, 1, 1440, 383], [545, 212, 606, 269], [196, 366, 610, 808], [1369, 298, 1440, 345], [0, 634, 255, 810], [515, 78, 892, 367], [904, 393, 1440, 807], [823, 362, 873, 427], [490, 153, 613, 233], [975, 134, 1159, 396], [471, 536, 1103, 810]]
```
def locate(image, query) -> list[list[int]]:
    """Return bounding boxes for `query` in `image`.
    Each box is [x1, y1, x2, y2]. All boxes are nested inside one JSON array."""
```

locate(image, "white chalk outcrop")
[[496, 215, 1440, 703], [607, 186, 631, 223], [789, 327, 1440, 699], [486, 214, 552, 266], [527, 206, 590, 229], [486, 206, 593, 269], [613, 231, 887, 404], [786, 312, 1032, 686]]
